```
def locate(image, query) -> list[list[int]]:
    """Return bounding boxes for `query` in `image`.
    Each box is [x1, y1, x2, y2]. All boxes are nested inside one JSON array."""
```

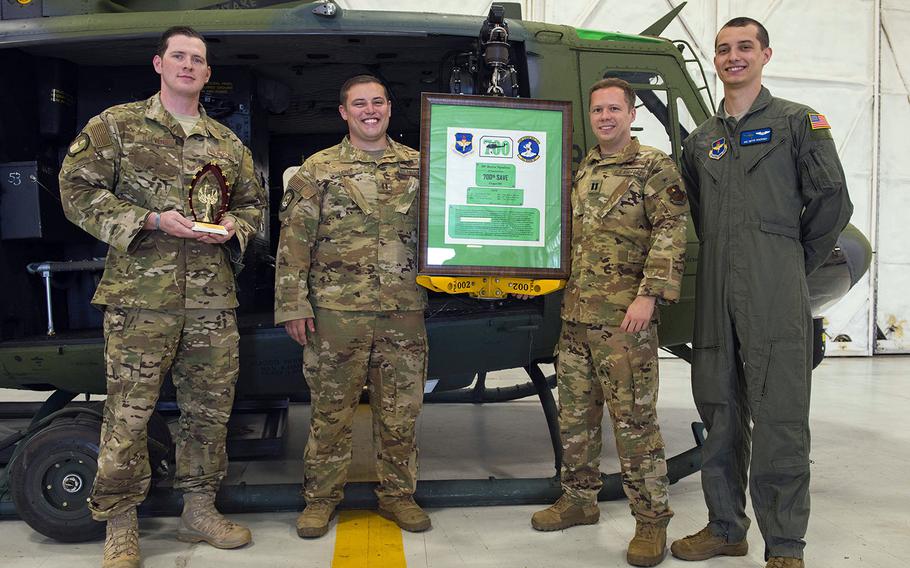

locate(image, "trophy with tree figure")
[[188, 162, 231, 236]]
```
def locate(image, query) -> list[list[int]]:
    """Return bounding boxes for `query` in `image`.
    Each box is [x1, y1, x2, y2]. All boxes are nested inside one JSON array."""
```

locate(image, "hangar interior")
[[0, 0, 908, 567]]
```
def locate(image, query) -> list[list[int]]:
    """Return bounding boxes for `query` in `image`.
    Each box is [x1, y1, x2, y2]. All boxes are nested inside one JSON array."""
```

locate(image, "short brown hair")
[[157, 26, 208, 59], [718, 17, 770, 49], [339, 75, 389, 106], [589, 78, 636, 110]]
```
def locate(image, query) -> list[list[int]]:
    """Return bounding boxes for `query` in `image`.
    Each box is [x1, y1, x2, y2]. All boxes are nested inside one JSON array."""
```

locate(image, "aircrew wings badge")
[[708, 137, 727, 160], [808, 113, 831, 130]]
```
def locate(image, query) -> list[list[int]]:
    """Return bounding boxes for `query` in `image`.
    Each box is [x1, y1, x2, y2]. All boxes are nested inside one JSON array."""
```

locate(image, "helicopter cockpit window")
[[601, 70, 676, 157]]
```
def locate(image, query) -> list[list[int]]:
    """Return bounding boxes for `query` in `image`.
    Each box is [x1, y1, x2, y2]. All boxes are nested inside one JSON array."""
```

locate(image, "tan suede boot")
[[627, 521, 667, 567], [766, 557, 805, 568], [296, 501, 336, 538], [531, 495, 600, 531], [377, 497, 431, 532], [177, 492, 252, 549], [102, 507, 140, 568], [671, 525, 748, 561]]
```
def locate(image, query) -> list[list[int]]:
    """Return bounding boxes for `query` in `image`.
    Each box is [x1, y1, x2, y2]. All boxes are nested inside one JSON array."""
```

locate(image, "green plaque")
[[448, 205, 540, 241], [466, 187, 524, 206], [475, 163, 516, 188]]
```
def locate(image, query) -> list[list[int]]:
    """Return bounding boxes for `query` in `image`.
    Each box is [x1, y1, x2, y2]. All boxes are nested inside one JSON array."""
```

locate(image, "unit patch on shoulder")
[[808, 113, 831, 130], [67, 133, 90, 157], [708, 137, 727, 160], [279, 190, 295, 212], [666, 185, 687, 206], [740, 128, 772, 146]]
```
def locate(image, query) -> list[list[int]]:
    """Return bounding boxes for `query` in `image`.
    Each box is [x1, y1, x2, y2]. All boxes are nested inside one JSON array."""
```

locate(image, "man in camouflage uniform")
[[531, 78, 688, 567], [671, 19, 852, 568], [59, 26, 265, 568], [275, 75, 429, 538]]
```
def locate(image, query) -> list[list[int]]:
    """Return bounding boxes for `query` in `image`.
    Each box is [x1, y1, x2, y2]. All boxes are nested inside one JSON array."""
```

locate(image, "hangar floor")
[[0, 356, 907, 568]]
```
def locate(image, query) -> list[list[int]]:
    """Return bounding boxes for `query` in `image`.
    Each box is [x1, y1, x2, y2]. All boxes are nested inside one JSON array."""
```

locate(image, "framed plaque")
[[418, 94, 572, 279]]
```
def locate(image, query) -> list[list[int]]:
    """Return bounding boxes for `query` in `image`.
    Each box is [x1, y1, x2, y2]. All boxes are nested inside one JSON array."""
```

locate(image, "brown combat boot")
[[766, 557, 805, 568], [377, 496, 431, 532], [670, 525, 748, 561], [530, 495, 599, 531], [627, 521, 667, 566], [102, 507, 140, 568], [296, 501, 337, 538], [177, 492, 252, 549]]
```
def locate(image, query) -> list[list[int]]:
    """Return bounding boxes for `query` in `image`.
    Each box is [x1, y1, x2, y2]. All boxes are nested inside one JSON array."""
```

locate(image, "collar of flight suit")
[[337, 135, 410, 165], [584, 137, 641, 167], [716, 85, 774, 123], [144, 92, 224, 141]]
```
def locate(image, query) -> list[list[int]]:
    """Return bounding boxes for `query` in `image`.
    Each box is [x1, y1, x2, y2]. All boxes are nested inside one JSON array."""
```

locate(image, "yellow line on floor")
[[332, 510, 406, 568]]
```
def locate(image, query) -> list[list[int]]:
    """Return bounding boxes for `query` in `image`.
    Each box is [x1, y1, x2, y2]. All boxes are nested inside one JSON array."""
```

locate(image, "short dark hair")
[[589, 78, 636, 110], [718, 17, 770, 49], [157, 26, 208, 59], [339, 75, 388, 106]]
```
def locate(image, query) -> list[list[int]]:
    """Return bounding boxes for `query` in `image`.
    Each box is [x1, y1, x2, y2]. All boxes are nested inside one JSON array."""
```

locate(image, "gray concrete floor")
[[0, 356, 907, 567]]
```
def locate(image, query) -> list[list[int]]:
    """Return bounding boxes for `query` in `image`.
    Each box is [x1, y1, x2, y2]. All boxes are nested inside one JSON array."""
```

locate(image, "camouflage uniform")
[[59, 93, 266, 520], [274, 136, 427, 504], [558, 138, 688, 523]]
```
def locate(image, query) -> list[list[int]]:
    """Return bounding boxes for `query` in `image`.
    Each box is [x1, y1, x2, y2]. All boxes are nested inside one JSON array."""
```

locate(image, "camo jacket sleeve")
[[59, 113, 152, 253], [637, 153, 689, 302], [221, 144, 266, 260], [274, 162, 321, 324]]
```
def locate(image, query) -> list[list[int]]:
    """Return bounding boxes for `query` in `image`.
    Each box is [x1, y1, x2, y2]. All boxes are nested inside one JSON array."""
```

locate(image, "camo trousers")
[[89, 306, 239, 520], [302, 308, 427, 505], [557, 320, 673, 524]]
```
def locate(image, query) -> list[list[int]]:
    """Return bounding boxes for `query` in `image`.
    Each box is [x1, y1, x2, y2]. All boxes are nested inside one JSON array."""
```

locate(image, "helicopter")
[[0, 0, 872, 543]]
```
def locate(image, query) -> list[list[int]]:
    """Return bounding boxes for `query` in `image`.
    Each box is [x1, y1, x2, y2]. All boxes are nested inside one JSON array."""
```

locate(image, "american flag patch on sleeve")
[[808, 113, 831, 130]]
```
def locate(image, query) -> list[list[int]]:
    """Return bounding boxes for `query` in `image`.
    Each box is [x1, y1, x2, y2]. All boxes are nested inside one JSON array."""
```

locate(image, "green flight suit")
[[680, 87, 853, 559]]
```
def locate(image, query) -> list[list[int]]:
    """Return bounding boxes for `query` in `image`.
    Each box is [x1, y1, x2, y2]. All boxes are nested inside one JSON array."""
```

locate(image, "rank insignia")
[[454, 132, 473, 155], [708, 137, 727, 160], [667, 185, 687, 205], [67, 133, 90, 156], [808, 113, 831, 130]]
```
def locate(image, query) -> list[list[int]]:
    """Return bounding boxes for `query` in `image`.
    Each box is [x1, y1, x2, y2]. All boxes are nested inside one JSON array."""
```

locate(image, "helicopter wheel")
[[9, 410, 175, 542], [8, 414, 105, 542]]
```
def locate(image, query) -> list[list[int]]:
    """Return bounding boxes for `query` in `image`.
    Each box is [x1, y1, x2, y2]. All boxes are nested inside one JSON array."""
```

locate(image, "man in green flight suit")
[[670, 18, 853, 568], [530, 78, 689, 567], [275, 75, 430, 538], [59, 26, 266, 568]]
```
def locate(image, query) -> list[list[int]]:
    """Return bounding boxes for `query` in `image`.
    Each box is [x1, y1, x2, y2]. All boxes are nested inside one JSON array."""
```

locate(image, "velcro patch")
[[808, 113, 831, 130], [86, 121, 112, 148], [399, 166, 419, 176], [287, 170, 317, 199], [67, 133, 90, 157], [666, 185, 687, 205]]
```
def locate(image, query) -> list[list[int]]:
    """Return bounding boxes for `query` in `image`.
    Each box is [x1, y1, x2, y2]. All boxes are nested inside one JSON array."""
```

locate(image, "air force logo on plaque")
[[708, 137, 727, 160], [517, 136, 541, 162], [454, 132, 474, 155]]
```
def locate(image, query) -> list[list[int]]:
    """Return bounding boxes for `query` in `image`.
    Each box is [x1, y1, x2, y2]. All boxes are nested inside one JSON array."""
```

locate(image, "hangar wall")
[[342, 0, 908, 355]]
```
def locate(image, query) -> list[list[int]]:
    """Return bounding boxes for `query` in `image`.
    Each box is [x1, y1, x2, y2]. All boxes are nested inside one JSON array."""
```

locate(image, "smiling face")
[[153, 34, 211, 100], [714, 23, 772, 90], [338, 81, 391, 151], [589, 86, 636, 155]]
